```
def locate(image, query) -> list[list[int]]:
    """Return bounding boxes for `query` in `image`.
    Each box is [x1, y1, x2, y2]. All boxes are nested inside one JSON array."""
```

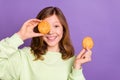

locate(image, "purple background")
[[0, 0, 120, 80]]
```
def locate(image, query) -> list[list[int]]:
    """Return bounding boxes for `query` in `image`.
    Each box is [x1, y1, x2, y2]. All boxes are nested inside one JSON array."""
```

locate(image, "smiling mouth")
[[46, 36, 57, 41]]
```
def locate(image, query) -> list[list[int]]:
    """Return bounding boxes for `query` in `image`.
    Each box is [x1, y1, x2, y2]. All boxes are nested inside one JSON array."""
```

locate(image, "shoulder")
[[18, 47, 32, 57], [19, 47, 31, 53], [64, 55, 76, 64], [19, 47, 36, 60], [9, 47, 31, 59], [68, 55, 76, 61]]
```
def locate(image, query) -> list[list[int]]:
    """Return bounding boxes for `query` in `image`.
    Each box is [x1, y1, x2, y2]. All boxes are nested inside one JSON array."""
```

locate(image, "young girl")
[[0, 6, 92, 80]]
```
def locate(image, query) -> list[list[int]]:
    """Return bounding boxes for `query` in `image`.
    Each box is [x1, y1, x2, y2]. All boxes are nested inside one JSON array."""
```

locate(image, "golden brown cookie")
[[82, 36, 94, 49], [38, 20, 50, 34]]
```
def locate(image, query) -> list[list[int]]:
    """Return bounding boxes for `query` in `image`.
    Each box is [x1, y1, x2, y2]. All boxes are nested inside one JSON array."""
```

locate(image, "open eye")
[[54, 25, 59, 28]]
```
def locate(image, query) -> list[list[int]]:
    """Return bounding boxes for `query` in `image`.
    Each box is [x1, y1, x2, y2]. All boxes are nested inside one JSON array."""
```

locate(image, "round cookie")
[[82, 36, 94, 49], [38, 20, 50, 34]]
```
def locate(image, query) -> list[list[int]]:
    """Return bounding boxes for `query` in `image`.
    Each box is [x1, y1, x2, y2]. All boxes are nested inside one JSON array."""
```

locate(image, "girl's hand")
[[74, 49, 92, 69], [17, 19, 44, 41]]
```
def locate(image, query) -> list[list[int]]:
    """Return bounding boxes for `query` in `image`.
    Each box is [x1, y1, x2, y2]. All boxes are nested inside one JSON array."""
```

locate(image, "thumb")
[[33, 33, 44, 37], [76, 49, 86, 59]]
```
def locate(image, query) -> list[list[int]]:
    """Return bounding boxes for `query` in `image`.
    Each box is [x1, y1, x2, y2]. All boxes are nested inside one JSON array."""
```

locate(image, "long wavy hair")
[[31, 6, 74, 60]]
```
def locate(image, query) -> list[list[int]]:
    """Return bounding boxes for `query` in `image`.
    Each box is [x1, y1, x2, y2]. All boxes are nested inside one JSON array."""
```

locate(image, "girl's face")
[[43, 15, 63, 51]]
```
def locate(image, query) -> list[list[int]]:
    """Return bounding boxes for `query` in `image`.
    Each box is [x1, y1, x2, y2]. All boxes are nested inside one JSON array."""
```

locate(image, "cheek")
[[57, 27, 63, 35], [58, 30, 63, 34], [57, 29, 63, 39]]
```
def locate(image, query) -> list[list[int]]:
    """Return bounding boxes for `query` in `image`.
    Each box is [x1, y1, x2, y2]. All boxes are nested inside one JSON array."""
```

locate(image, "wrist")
[[17, 32, 26, 41], [73, 64, 82, 70]]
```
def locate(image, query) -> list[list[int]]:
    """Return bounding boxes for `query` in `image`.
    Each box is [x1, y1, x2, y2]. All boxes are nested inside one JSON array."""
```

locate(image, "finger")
[[28, 19, 41, 23], [79, 49, 92, 59], [33, 33, 44, 37], [31, 20, 41, 27], [86, 48, 92, 56], [83, 51, 92, 60], [27, 20, 41, 31], [76, 49, 86, 59], [26, 19, 41, 26], [84, 54, 92, 62]]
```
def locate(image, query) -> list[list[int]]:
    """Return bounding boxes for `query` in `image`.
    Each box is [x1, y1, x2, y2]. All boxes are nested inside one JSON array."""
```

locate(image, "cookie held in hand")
[[82, 36, 94, 49], [38, 20, 50, 34]]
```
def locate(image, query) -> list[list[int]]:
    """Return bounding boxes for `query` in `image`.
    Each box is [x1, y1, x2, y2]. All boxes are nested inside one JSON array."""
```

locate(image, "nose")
[[48, 26, 54, 34]]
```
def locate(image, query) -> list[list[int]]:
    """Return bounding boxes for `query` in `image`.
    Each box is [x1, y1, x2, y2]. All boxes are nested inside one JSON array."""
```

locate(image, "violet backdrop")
[[0, 0, 120, 80]]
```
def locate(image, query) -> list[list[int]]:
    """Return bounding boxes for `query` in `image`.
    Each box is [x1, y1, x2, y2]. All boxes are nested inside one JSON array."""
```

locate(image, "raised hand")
[[17, 19, 44, 41], [74, 49, 92, 69]]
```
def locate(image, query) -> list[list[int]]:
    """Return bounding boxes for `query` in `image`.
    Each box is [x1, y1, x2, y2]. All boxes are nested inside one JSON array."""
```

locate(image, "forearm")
[[68, 67, 85, 80], [0, 33, 23, 58]]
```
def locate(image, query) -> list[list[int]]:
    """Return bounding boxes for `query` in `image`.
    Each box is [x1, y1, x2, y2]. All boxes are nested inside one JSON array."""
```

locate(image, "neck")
[[47, 45, 60, 52]]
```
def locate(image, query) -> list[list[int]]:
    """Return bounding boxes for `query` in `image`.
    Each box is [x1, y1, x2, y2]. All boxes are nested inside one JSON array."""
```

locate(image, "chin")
[[47, 44, 57, 47], [46, 41, 59, 47]]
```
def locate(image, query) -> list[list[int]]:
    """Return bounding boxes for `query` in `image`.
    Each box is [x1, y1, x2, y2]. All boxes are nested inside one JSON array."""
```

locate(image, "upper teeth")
[[47, 36, 56, 40]]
